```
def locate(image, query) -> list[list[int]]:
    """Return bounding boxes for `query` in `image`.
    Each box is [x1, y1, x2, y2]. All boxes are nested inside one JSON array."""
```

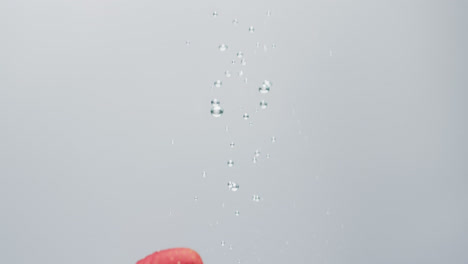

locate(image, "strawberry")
[[136, 248, 203, 264]]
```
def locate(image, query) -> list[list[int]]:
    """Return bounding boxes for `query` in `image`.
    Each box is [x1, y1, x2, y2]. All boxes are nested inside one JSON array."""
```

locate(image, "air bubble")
[[218, 44, 228, 51], [259, 80, 271, 94], [243, 113, 250, 120], [225, 70, 231, 77], [252, 195, 261, 202], [214, 80, 222, 87], [227, 181, 239, 191], [227, 160, 234, 167], [248, 26, 255, 33], [260, 100, 268, 109], [237, 51, 244, 58], [254, 149, 261, 157], [210, 105, 224, 117]]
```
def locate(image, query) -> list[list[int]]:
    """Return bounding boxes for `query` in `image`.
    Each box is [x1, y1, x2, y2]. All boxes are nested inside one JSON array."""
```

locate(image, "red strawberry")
[[136, 248, 203, 264]]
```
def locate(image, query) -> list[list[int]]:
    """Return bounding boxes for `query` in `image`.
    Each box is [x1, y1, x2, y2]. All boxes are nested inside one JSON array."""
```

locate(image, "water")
[[221, 240, 225, 247], [185, 40, 190, 46], [252, 157, 257, 164], [202, 171, 207, 178], [241, 58, 247, 65], [243, 113, 250, 120], [252, 195, 261, 202], [238, 70, 244, 77], [211, 98, 220, 105], [266, 153, 271, 159], [218, 44, 228, 52], [271, 136, 276, 143], [235, 210, 240, 216], [230, 142, 235, 148], [260, 100, 268, 109], [210, 105, 224, 117], [248, 26, 255, 33], [225, 70, 231, 77], [228, 181, 239, 191], [237, 51, 244, 58], [267, 10, 272, 16], [232, 59, 236, 64], [214, 80, 222, 88], [212, 11, 218, 17], [227, 160, 234, 167], [232, 18, 238, 25], [194, 196, 198, 201]]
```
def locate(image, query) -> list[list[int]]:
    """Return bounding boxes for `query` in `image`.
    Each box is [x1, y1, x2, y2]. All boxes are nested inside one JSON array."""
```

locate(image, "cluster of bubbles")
[[206, 10, 277, 257]]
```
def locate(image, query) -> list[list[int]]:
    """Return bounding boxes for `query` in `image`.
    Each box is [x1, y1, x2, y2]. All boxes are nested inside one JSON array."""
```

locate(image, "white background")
[[1, 0, 467, 263]]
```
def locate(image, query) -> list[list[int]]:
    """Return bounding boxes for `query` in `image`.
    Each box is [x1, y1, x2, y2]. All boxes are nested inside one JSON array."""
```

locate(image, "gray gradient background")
[[1, 0, 467, 263]]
